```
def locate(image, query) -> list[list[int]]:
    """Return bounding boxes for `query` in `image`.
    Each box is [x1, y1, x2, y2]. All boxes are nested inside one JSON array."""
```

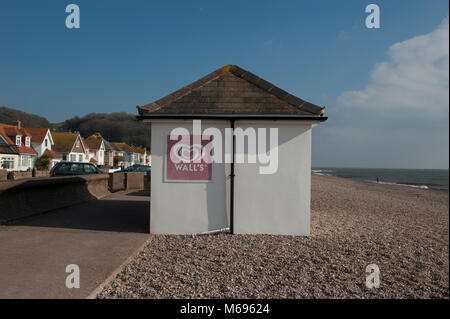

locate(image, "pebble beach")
[[97, 174, 449, 299]]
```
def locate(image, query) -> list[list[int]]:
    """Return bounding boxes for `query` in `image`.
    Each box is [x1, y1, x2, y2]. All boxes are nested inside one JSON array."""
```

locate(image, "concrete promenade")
[[0, 190, 150, 299]]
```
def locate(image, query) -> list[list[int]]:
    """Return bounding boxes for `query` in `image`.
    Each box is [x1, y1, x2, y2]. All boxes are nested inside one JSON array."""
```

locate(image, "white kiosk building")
[[137, 65, 327, 236]]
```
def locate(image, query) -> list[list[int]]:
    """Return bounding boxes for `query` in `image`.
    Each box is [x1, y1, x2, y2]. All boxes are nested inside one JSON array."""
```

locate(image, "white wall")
[[88, 143, 105, 165], [50, 158, 61, 168], [68, 151, 89, 163], [0, 154, 19, 171], [149, 120, 229, 234], [148, 119, 317, 236], [98, 148, 104, 165], [32, 143, 43, 157], [31, 131, 52, 157], [17, 154, 36, 171], [233, 121, 313, 236]]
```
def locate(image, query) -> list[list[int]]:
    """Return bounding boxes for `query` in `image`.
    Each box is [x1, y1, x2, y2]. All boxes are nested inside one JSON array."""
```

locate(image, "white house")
[[0, 131, 19, 171], [130, 146, 151, 166], [137, 65, 327, 236], [0, 122, 37, 171], [84, 133, 106, 166], [25, 127, 61, 167], [52, 132, 89, 163], [109, 142, 137, 168]]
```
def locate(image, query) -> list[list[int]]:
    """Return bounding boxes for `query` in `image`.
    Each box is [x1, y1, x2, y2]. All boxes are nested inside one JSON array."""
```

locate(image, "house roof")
[[0, 132, 18, 155], [0, 144, 17, 154], [131, 145, 150, 154], [43, 149, 62, 159], [52, 132, 80, 153], [84, 133, 104, 151], [0, 123, 37, 155], [0, 131, 18, 155], [137, 65, 326, 119], [104, 140, 114, 151], [130, 145, 147, 154], [24, 128, 50, 143], [89, 157, 97, 163], [110, 142, 134, 153]]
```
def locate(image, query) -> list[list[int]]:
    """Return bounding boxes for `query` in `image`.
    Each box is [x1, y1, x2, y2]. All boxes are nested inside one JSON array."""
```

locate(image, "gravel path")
[[97, 175, 449, 298]]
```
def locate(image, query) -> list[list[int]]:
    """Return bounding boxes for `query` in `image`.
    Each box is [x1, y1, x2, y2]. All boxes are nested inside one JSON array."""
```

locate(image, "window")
[[55, 163, 71, 173], [44, 139, 48, 147], [83, 164, 97, 173], [78, 154, 83, 162], [70, 154, 76, 162], [62, 154, 67, 161], [75, 140, 80, 147], [25, 136, 31, 147], [21, 155, 28, 168], [69, 163, 83, 174], [1, 157, 14, 169], [16, 135, 21, 146]]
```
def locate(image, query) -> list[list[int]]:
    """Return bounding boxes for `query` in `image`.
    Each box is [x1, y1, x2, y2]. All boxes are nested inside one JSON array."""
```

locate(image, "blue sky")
[[0, 0, 448, 168]]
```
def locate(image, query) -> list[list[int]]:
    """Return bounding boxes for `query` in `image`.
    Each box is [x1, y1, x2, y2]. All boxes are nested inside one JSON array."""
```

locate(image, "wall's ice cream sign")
[[166, 120, 279, 177], [166, 135, 212, 181]]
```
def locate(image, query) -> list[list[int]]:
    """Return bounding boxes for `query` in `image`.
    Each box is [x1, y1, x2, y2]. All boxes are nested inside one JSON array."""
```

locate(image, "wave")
[[366, 180, 429, 189], [311, 168, 448, 190], [312, 169, 333, 176]]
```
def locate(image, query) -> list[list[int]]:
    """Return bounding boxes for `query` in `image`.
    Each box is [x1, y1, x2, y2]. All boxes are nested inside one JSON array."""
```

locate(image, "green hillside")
[[0, 107, 150, 148]]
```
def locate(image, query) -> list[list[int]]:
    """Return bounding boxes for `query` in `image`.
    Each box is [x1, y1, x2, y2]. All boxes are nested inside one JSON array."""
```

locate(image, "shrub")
[[35, 153, 51, 170]]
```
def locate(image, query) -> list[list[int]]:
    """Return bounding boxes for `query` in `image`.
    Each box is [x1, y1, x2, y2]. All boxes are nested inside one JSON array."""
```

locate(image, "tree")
[[34, 153, 51, 170]]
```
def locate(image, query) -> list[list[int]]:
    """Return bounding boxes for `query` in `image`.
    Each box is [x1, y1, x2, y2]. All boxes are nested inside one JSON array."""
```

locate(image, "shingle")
[[137, 65, 325, 116]]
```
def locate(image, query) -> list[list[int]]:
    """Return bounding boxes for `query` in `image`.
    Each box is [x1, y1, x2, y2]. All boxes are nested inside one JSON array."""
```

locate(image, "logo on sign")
[[166, 135, 212, 181]]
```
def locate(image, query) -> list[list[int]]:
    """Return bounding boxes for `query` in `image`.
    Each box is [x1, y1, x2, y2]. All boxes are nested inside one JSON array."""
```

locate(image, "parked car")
[[50, 162, 104, 176], [119, 164, 151, 175]]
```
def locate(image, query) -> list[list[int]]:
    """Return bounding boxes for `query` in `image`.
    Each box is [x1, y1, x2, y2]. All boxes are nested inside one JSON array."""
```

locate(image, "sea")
[[312, 168, 449, 190]]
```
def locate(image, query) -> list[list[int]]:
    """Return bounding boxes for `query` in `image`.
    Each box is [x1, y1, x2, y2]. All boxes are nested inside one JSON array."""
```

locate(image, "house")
[[130, 146, 142, 165], [109, 142, 125, 167], [103, 141, 115, 167], [25, 127, 61, 168], [0, 122, 37, 171], [136, 65, 327, 235], [52, 132, 89, 163], [84, 133, 106, 166], [131, 146, 151, 166], [0, 132, 19, 171], [144, 148, 151, 166], [109, 142, 136, 168]]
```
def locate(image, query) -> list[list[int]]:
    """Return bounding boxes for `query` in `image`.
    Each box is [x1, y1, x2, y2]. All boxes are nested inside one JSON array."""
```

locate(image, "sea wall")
[[0, 174, 110, 223], [108, 172, 126, 192], [125, 172, 144, 190], [108, 172, 145, 192]]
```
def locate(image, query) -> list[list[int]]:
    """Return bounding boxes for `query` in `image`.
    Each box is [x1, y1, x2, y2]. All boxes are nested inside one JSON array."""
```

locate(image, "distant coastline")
[[312, 167, 449, 190]]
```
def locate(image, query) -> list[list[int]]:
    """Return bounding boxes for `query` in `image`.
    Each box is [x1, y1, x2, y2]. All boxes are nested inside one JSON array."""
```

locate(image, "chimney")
[[16, 120, 21, 130]]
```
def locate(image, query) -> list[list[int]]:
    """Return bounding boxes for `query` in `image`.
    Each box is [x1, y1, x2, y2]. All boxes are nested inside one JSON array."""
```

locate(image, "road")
[[0, 190, 150, 299]]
